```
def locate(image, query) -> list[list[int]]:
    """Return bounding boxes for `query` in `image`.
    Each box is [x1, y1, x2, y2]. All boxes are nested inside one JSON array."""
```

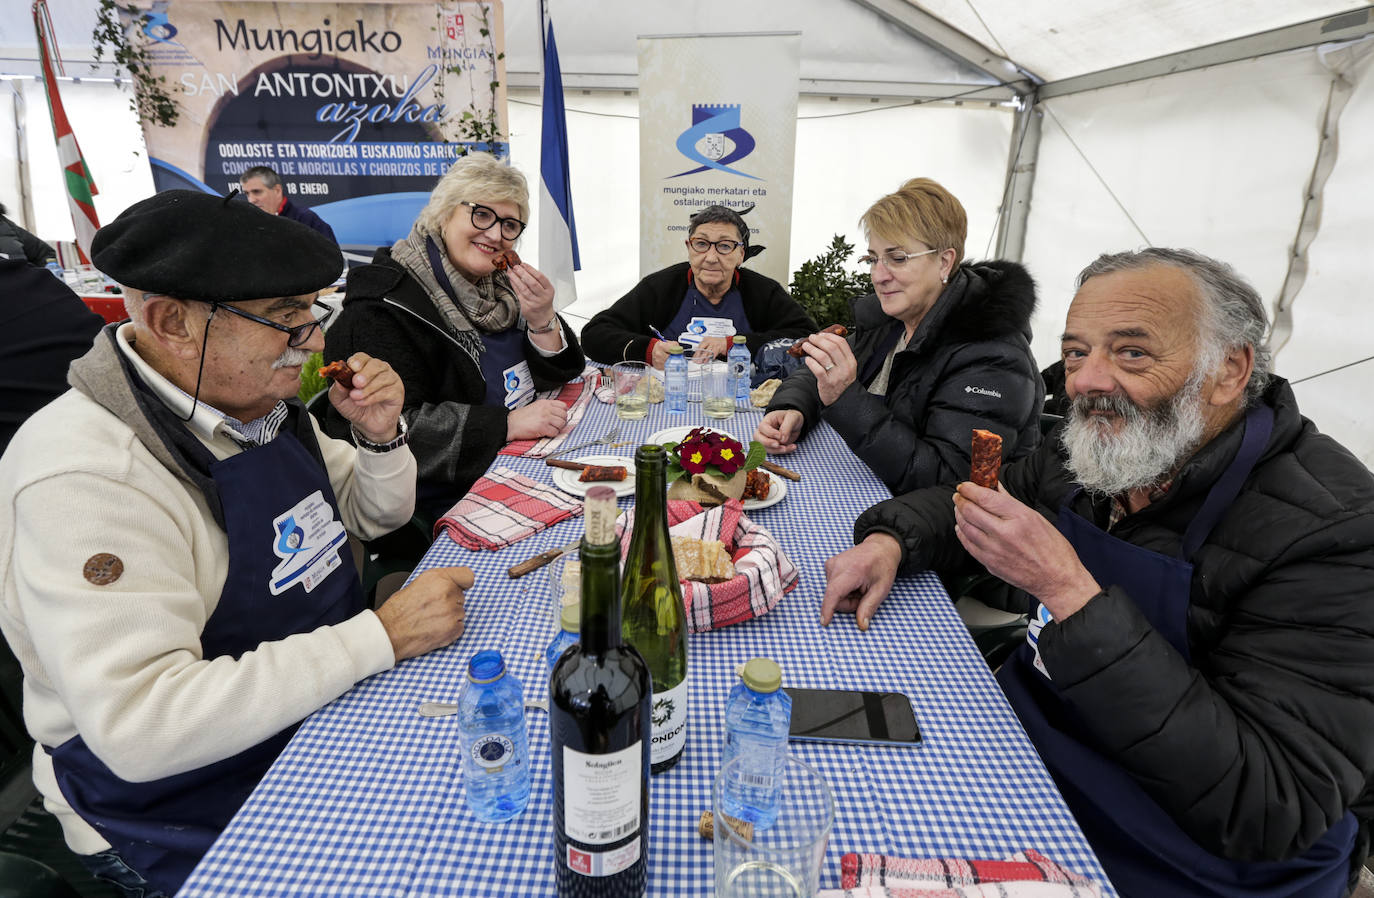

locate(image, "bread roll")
[[671, 536, 735, 582]]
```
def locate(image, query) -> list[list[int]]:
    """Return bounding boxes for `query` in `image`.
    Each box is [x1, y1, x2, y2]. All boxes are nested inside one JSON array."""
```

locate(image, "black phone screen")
[[782, 687, 922, 746]]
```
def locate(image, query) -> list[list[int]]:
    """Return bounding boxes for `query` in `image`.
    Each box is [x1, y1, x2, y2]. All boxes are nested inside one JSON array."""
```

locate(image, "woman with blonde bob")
[[322, 152, 584, 518], [756, 178, 1044, 494]]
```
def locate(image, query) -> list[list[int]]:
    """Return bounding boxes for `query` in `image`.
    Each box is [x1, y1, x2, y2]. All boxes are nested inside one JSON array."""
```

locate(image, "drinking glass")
[[713, 755, 835, 897], [683, 348, 705, 403], [701, 361, 735, 420], [613, 361, 650, 420], [546, 551, 581, 633]]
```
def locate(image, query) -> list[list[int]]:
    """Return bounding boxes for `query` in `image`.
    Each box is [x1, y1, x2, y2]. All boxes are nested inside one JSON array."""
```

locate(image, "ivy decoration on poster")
[[92, 0, 180, 127], [430, 2, 504, 151]]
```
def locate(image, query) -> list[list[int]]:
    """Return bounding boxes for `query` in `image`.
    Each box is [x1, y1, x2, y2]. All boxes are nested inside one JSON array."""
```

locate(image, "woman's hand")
[[505, 260, 557, 332], [506, 399, 568, 441], [802, 332, 858, 406], [692, 336, 730, 360], [754, 409, 804, 454], [651, 339, 680, 371]]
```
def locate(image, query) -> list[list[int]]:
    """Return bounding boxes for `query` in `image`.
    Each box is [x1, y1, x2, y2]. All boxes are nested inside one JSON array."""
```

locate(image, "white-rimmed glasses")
[[857, 247, 940, 269], [460, 201, 527, 240]]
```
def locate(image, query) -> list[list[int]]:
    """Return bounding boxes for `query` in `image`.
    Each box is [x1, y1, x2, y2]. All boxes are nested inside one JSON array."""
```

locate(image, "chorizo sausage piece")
[[578, 465, 628, 483], [970, 429, 1003, 489], [492, 249, 523, 271], [787, 323, 850, 358], [318, 360, 355, 390]]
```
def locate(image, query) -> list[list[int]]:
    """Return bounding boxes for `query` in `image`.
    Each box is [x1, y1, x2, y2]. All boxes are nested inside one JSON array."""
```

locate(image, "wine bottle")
[[621, 445, 689, 774], [550, 485, 652, 897]]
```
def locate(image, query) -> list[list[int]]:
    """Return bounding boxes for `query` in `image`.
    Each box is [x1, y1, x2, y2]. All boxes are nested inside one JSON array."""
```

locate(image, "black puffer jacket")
[[766, 260, 1043, 495], [319, 250, 585, 518], [857, 379, 1374, 865]]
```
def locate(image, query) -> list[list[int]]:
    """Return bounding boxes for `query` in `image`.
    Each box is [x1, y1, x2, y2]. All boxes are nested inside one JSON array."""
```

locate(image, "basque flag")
[[538, 0, 579, 310]]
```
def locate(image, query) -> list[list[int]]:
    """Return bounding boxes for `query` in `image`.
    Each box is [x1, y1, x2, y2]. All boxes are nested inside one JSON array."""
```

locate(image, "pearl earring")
[[941, 275, 948, 285]]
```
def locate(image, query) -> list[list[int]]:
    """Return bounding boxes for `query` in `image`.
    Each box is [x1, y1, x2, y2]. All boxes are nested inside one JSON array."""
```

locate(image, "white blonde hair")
[[416, 152, 529, 236]]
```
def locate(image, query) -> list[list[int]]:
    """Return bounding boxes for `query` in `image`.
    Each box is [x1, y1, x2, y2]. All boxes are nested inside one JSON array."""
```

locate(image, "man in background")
[[240, 165, 338, 244]]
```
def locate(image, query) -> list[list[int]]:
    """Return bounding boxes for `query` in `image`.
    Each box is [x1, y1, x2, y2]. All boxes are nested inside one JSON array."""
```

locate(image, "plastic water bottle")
[[665, 345, 687, 414], [729, 335, 751, 404], [720, 658, 792, 829], [458, 650, 531, 822], [545, 603, 580, 671], [45, 260, 63, 279]]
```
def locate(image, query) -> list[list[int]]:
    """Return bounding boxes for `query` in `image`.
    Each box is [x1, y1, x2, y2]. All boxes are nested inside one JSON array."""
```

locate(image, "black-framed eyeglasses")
[[460, 201, 526, 240], [685, 237, 742, 255], [209, 299, 335, 348], [857, 247, 940, 270]]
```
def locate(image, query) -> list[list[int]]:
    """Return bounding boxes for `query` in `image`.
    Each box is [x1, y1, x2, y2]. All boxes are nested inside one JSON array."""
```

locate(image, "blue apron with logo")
[[999, 405, 1357, 897], [48, 431, 365, 894], [425, 236, 534, 409], [665, 282, 748, 344]]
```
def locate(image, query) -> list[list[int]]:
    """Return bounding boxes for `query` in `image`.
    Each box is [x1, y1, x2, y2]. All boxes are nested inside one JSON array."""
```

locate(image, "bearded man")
[[820, 248, 1374, 897]]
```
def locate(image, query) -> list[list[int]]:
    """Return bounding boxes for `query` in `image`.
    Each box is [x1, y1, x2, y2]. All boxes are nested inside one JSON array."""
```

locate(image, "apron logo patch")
[[269, 490, 347, 595], [1027, 603, 1054, 679], [82, 553, 124, 586], [502, 360, 534, 409]]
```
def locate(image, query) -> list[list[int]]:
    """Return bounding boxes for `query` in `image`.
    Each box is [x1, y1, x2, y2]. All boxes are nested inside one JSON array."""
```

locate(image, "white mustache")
[[272, 347, 314, 370]]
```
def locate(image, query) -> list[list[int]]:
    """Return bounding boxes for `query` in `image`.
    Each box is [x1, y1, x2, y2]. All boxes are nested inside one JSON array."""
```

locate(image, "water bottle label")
[[562, 741, 642, 846], [566, 836, 641, 878], [471, 733, 515, 771], [649, 678, 689, 764]]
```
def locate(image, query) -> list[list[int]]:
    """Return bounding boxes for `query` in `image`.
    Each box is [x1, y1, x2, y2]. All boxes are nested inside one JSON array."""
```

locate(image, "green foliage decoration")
[[92, 0, 179, 127], [788, 234, 873, 331]]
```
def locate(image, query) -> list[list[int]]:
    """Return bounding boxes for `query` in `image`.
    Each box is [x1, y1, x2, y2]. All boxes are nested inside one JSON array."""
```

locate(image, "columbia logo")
[[965, 385, 1003, 399]]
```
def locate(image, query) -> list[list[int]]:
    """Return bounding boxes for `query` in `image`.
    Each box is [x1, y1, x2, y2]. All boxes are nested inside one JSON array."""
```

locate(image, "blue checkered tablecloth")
[[180, 399, 1117, 897]]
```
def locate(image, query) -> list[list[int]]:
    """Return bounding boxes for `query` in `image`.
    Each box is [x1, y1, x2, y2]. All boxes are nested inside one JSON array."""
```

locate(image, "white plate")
[[549, 454, 636, 499], [643, 427, 790, 511]]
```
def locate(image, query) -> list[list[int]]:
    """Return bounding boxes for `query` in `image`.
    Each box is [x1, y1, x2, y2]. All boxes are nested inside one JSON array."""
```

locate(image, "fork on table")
[[545, 423, 623, 459]]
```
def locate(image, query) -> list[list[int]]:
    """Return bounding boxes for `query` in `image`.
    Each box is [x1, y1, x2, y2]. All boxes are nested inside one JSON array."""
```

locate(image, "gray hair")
[[688, 205, 749, 247], [240, 165, 281, 190], [1076, 248, 1272, 406], [417, 152, 529, 236]]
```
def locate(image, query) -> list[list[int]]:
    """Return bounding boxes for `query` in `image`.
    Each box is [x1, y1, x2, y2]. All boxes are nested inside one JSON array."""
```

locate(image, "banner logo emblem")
[[670, 104, 759, 180]]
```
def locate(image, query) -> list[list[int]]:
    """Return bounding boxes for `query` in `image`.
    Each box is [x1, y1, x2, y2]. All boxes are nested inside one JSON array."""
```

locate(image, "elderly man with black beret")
[[0, 190, 471, 897]]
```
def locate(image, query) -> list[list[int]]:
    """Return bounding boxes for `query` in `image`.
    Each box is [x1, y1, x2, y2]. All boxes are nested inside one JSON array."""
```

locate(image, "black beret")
[[91, 189, 342, 302]]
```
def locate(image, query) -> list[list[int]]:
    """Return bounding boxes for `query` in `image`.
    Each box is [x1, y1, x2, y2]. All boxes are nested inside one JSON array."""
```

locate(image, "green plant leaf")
[[744, 440, 766, 469]]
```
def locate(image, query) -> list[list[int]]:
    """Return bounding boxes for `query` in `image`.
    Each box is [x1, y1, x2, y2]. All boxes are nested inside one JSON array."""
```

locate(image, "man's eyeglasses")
[[857, 247, 940, 269], [209, 300, 335, 348], [461, 201, 527, 240], [686, 237, 742, 255]]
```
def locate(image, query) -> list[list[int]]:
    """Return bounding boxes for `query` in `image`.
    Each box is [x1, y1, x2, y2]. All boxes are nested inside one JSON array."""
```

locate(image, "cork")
[[698, 809, 754, 842], [584, 485, 618, 546]]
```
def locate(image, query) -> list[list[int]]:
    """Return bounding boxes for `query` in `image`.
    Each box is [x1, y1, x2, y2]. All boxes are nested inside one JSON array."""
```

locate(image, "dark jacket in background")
[[766, 260, 1043, 495], [0, 214, 55, 266], [580, 261, 815, 364], [0, 257, 104, 456], [857, 379, 1374, 869], [280, 200, 337, 245], [319, 249, 584, 518]]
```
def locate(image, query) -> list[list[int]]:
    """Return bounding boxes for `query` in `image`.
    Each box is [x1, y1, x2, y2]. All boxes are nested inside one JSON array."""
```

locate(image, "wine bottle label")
[[566, 836, 641, 878], [649, 678, 689, 764], [562, 742, 642, 847]]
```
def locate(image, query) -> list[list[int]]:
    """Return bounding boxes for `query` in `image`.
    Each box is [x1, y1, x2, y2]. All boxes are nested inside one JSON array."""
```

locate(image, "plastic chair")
[[0, 852, 82, 898]]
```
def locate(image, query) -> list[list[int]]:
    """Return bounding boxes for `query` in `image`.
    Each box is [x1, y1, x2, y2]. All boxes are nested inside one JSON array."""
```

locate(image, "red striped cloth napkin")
[[499, 366, 601, 458], [434, 466, 583, 551], [818, 849, 1102, 898], [616, 499, 798, 632]]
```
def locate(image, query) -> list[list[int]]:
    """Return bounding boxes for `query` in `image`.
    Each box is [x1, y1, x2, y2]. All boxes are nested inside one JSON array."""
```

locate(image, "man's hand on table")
[[375, 566, 473, 661], [953, 482, 1100, 621], [821, 533, 902, 630], [329, 353, 405, 444], [755, 409, 804, 454], [507, 399, 568, 441]]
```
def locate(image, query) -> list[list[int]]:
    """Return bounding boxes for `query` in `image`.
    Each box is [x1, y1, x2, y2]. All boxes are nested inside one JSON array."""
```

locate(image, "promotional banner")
[[637, 33, 800, 286], [126, 0, 507, 260]]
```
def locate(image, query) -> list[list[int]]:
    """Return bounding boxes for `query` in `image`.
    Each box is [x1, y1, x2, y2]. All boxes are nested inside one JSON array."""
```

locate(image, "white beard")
[[1061, 378, 1207, 496], [272, 346, 314, 370]]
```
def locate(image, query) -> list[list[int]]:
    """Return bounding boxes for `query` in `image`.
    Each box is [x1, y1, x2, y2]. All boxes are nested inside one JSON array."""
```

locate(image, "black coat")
[[857, 379, 1374, 865], [767, 260, 1044, 495], [319, 250, 585, 517], [579, 261, 815, 365]]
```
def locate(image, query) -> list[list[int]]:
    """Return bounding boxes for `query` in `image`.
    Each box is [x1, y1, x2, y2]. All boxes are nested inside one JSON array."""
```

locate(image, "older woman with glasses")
[[580, 204, 815, 369], [320, 152, 585, 519], [755, 178, 1044, 495]]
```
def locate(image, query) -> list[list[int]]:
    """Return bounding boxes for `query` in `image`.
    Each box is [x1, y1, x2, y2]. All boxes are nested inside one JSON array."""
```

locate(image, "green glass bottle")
[[621, 444, 689, 774]]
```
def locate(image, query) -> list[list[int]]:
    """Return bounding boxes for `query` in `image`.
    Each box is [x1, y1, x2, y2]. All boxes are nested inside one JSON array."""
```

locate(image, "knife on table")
[[507, 537, 582, 579]]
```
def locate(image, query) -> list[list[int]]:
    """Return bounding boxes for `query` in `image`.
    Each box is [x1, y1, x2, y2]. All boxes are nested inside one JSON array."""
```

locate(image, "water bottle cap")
[[732, 334, 746, 344], [667, 345, 683, 355], [740, 657, 782, 693], [467, 650, 506, 683], [559, 603, 580, 632]]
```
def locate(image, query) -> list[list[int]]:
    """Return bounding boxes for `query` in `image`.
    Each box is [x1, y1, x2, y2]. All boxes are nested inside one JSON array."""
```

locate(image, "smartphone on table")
[[782, 687, 922, 747]]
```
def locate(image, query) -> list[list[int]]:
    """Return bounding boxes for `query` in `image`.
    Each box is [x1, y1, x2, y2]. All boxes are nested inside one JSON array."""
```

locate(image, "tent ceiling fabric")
[[912, 0, 1369, 82]]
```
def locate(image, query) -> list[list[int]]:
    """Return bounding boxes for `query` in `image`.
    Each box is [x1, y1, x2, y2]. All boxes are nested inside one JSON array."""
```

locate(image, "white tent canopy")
[[3, 1, 1372, 463]]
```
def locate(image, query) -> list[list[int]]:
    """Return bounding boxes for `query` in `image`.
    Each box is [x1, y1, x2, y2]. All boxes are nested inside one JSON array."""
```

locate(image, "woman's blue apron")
[[48, 431, 366, 894], [426, 237, 534, 409], [998, 404, 1357, 898], [664, 281, 748, 345]]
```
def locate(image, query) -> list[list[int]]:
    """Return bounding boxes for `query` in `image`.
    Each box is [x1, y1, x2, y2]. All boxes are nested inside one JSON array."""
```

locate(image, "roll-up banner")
[[637, 33, 801, 286], [123, 0, 507, 260]]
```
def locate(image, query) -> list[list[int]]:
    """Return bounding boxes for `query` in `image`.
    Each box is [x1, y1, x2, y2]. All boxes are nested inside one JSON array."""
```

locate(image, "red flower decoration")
[[671, 428, 746, 479], [713, 444, 741, 474]]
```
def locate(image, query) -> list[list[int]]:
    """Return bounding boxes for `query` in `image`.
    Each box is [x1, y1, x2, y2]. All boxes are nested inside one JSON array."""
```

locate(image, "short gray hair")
[[1076, 248, 1272, 406], [688, 205, 749, 245], [417, 152, 529, 237], [240, 165, 281, 190]]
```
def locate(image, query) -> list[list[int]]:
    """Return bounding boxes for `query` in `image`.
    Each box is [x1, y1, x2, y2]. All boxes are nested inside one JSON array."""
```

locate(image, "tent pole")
[[994, 90, 1041, 263]]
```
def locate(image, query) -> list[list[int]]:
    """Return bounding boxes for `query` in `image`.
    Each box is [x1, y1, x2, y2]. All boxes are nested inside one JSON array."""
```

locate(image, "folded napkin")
[[435, 466, 582, 551], [818, 849, 1103, 898], [500, 366, 601, 458], [617, 499, 798, 632]]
